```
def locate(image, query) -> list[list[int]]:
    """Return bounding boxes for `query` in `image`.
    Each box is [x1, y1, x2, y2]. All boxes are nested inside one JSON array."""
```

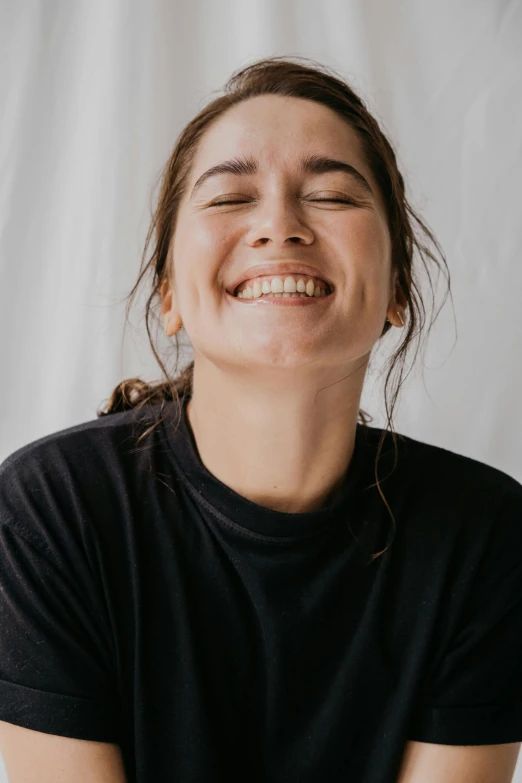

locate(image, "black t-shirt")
[[0, 396, 521, 783]]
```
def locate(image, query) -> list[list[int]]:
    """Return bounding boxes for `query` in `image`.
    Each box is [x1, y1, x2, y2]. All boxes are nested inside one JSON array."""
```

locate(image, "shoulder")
[[403, 427, 520, 501], [366, 423, 520, 489], [0, 403, 167, 476], [0, 405, 166, 544], [358, 427, 522, 620], [2, 405, 160, 470], [362, 423, 522, 530]]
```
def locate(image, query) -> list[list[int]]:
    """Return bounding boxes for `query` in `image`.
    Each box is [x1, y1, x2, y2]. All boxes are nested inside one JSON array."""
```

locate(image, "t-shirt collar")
[[160, 395, 374, 540]]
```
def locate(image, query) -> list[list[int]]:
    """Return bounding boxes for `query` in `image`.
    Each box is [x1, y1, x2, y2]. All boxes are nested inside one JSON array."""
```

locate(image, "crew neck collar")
[[159, 396, 376, 541]]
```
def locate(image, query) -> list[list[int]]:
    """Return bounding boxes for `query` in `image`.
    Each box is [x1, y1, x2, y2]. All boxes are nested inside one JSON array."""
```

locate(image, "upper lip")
[[226, 262, 333, 295]]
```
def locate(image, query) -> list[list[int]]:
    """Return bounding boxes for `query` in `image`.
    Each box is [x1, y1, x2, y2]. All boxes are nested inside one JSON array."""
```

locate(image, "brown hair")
[[97, 55, 452, 560]]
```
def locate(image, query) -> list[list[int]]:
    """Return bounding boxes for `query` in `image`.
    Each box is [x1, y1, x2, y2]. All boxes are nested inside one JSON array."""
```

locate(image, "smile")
[[232, 274, 333, 306], [228, 289, 334, 307]]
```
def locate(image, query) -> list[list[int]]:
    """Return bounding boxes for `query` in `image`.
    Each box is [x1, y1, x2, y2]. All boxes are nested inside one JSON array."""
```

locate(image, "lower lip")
[[228, 291, 335, 307]]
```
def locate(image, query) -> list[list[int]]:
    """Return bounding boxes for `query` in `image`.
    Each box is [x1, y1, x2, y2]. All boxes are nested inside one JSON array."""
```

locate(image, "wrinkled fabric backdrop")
[[0, 1, 521, 780]]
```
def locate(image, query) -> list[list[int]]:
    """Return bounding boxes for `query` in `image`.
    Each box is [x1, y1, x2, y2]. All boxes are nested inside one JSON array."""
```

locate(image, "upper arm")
[[397, 739, 521, 783], [0, 720, 128, 783], [0, 509, 120, 747]]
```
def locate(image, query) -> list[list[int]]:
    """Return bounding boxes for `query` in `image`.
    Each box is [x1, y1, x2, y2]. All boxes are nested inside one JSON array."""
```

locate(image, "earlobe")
[[386, 308, 406, 327], [163, 312, 184, 336]]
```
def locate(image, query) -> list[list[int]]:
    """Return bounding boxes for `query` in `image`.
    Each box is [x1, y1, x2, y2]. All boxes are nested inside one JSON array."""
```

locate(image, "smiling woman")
[[1, 56, 521, 783], [101, 60, 445, 500], [100, 56, 445, 521]]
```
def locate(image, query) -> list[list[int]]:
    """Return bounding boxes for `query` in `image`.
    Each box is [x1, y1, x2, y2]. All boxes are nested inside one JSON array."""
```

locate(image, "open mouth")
[[228, 288, 334, 307], [232, 274, 334, 300], [232, 290, 334, 301]]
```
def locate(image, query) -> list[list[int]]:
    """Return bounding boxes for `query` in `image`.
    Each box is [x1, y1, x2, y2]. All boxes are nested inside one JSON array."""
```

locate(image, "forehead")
[[189, 94, 367, 174]]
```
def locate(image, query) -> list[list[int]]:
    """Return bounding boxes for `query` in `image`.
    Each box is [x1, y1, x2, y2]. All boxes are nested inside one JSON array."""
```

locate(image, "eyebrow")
[[190, 153, 373, 198]]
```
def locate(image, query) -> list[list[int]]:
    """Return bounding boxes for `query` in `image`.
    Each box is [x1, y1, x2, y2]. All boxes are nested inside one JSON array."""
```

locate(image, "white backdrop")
[[1, 1, 521, 780]]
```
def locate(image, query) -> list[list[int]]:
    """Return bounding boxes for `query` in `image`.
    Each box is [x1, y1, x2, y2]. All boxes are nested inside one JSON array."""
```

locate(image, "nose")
[[245, 196, 315, 248]]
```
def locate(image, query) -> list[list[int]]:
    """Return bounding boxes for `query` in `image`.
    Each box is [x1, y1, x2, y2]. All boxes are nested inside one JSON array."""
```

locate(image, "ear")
[[390, 268, 408, 312], [395, 286, 408, 312], [160, 280, 172, 316]]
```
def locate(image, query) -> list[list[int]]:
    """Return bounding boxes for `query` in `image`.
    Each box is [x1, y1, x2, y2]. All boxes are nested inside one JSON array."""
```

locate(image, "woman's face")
[[165, 94, 396, 378]]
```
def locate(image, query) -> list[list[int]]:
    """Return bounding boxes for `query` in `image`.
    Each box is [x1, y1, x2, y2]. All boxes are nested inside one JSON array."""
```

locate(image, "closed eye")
[[210, 199, 252, 206], [311, 198, 354, 204], [210, 197, 355, 206]]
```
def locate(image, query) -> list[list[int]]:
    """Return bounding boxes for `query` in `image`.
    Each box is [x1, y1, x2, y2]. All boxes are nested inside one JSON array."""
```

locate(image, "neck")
[[184, 357, 368, 514]]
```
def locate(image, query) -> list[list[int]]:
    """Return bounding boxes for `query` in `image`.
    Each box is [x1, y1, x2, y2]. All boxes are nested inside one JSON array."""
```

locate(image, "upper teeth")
[[235, 275, 329, 299]]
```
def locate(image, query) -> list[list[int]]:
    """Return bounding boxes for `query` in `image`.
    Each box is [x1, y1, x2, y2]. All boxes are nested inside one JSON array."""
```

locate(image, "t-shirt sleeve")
[[0, 454, 121, 743], [408, 478, 522, 746]]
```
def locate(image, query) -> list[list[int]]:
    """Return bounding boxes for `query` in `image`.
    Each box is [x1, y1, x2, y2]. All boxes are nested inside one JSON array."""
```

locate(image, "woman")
[[0, 56, 521, 783]]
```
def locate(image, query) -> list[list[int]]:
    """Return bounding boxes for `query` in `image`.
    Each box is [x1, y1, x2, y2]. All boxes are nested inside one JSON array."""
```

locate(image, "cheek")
[[183, 214, 238, 256], [345, 211, 389, 259], [171, 224, 230, 308], [336, 214, 392, 312], [335, 212, 390, 284]]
